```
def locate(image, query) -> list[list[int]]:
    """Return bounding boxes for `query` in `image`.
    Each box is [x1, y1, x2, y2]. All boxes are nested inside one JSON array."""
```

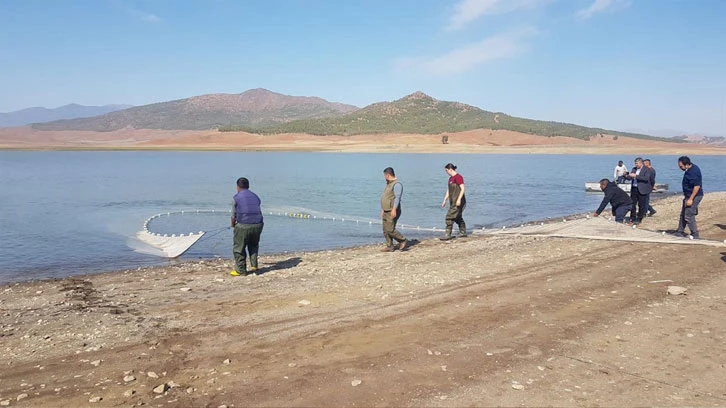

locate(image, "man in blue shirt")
[[230, 177, 264, 276], [676, 156, 704, 239]]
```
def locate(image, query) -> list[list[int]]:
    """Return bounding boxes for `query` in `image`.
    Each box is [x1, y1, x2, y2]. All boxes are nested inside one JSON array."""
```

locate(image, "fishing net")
[[481, 216, 725, 247], [135, 207, 444, 258]]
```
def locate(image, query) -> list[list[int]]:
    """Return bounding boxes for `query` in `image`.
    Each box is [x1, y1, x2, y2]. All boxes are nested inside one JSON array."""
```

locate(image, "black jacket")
[[626, 166, 653, 194], [597, 183, 633, 215]]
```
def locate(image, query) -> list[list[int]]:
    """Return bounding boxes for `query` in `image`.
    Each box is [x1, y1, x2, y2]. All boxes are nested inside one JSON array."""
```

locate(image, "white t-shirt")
[[614, 165, 628, 179]]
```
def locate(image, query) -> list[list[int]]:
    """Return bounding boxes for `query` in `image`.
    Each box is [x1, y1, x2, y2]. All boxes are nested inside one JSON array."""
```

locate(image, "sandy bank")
[[1, 127, 725, 155], [1, 193, 726, 406]]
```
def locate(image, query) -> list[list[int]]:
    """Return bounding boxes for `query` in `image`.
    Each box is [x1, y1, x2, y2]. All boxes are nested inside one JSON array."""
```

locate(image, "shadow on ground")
[[257, 257, 302, 275], [715, 224, 726, 230]]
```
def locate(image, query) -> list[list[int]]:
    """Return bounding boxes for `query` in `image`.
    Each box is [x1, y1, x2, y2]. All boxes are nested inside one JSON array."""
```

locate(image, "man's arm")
[[595, 189, 612, 215], [688, 186, 701, 204], [635, 167, 651, 183], [393, 183, 402, 208], [687, 168, 702, 205], [231, 201, 236, 227], [391, 183, 402, 217], [456, 183, 465, 206]]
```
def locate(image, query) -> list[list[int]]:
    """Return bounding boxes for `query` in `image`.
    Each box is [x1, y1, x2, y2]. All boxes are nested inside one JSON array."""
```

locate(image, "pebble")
[[89, 396, 102, 403], [90, 360, 101, 367], [298, 300, 311, 306], [186, 387, 196, 394], [147, 371, 159, 379], [351, 379, 362, 387], [223, 359, 231, 365], [511, 382, 525, 390], [218, 405, 228, 408], [180, 287, 192, 292], [168, 380, 180, 388], [123, 390, 135, 397], [124, 375, 136, 382], [0, 401, 9, 406], [17, 394, 28, 401], [153, 384, 168, 394]]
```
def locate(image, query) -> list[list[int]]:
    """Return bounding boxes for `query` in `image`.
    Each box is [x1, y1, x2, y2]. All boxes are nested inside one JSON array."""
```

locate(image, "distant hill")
[[673, 134, 726, 146], [0, 104, 132, 127], [32, 89, 358, 131], [226, 92, 679, 142]]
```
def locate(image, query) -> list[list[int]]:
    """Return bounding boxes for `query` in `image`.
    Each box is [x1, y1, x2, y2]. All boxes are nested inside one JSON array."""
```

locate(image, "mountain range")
[[32, 89, 358, 131], [17, 89, 698, 143], [221, 91, 673, 142], [0, 104, 132, 127]]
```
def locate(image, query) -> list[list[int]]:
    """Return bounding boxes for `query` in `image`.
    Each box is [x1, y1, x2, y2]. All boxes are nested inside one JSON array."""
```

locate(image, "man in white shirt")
[[613, 160, 628, 183]]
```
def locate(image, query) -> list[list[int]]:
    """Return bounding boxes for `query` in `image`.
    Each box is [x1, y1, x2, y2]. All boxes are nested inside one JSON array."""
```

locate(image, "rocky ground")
[[1, 193, 725, 407]]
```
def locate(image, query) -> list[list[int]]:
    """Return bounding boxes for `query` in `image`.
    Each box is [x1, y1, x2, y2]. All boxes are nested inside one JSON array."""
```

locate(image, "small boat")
[[585, 182, 669, 193]]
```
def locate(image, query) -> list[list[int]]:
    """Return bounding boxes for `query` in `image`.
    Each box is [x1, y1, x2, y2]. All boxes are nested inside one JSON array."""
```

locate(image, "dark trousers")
[[613, 205, 629, 223], [233, 223, 264, 273], [678, 195, 702, 235], [630, 189, 648, 223], [382, 208, 405, 247], [445, 203, 467, 236]]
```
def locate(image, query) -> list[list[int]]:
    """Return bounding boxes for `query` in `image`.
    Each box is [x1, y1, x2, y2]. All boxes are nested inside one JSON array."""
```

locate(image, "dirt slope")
[[1, 193, 725, 407]]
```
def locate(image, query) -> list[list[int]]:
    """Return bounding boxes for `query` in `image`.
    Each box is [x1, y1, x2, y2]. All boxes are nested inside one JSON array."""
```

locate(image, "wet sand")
[[1, 193, 726, 406]]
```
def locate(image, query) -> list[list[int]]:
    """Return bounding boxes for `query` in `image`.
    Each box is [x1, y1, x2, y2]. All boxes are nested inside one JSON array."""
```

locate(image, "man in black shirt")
[[593, 179, 633, 223]]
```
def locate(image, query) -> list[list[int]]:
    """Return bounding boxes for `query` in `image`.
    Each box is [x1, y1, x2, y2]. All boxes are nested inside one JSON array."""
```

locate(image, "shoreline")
[[3, 145, 726, 155], [1, 193, 725, 406], [0, 190, 688, 287], [1, 128, 725, 155]]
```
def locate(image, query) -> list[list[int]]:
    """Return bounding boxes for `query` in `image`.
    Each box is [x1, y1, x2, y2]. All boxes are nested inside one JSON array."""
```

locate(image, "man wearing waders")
[[440, 163, 467, 240], [230, 177, 264, 276], [380, 167, 408, 252]]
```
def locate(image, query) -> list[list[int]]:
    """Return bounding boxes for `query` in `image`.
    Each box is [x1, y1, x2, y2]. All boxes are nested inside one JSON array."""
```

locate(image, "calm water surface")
[[1, 151, 724, 283]]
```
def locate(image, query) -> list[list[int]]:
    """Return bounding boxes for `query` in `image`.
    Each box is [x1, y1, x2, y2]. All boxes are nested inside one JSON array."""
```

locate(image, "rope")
[[137, 207, 445, 258]]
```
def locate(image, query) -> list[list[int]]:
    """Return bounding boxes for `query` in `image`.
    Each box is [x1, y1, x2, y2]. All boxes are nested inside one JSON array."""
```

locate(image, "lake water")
[[1, 151, 724, 284]]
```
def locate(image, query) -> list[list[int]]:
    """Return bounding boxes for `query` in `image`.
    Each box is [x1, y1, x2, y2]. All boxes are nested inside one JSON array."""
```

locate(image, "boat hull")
[[585, 182, 669, 193]]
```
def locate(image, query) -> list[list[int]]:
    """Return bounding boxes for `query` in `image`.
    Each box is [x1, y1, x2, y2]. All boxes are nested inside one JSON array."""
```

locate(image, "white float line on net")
[[143, 209, 443, 237], [143, 209, 231, 237], [268, 211, 441, 232]]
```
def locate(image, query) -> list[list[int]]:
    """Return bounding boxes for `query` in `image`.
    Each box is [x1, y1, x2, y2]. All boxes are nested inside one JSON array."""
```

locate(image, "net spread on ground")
[[137, 208, 725, 258], [481, 216, 725, 247]]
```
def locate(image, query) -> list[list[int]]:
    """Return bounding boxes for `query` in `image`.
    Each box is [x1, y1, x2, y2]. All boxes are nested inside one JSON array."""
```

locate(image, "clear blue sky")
[[1, 0, 725, 135]]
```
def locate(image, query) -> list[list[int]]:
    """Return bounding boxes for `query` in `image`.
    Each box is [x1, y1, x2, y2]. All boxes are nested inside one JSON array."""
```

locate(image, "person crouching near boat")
[[440, 163, 467, 240], [593, 178, 633, 223]]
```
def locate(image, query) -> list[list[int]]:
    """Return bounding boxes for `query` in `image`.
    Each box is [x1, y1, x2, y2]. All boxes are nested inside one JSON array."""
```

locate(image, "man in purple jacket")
[[230, 177, 264, 276]]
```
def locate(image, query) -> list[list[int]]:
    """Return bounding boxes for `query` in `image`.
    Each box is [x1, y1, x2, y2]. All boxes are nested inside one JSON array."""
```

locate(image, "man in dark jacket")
[[593, 179, 633, 223], [644, 159, 657, 216], [624, 157, 653, 225]]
